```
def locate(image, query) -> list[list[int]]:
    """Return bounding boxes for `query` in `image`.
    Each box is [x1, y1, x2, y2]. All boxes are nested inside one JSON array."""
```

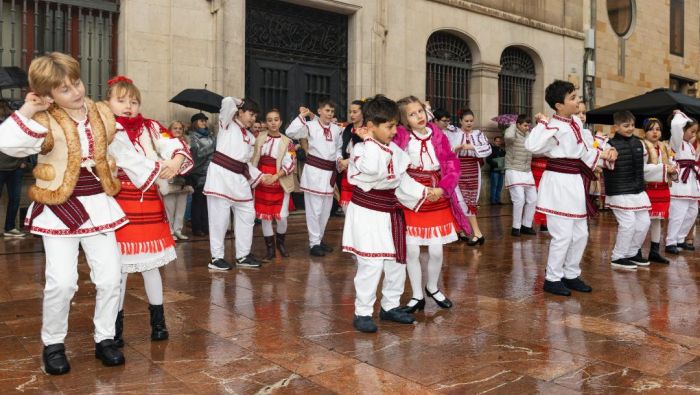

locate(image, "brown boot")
[[276, 233, 290, 257], [263, 236, 275, 262]]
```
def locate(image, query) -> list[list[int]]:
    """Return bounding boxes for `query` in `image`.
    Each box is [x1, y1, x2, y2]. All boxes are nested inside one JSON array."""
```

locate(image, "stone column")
[[469, 62, 501, 130]]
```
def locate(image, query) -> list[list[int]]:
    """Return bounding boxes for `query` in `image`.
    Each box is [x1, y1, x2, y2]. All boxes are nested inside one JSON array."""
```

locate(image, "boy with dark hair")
[[286, 97, 343, 256], [600, 111, 651, 270], [342, 94, 436, 332], [504, 114, 537, 236], [525, 80, 618, 296]]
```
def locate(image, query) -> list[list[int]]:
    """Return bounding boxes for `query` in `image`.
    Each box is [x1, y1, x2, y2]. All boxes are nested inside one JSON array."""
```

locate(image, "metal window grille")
[[498, 47, 535, 117], [0, 0, 118, 100], [426, 32, 471, 124]]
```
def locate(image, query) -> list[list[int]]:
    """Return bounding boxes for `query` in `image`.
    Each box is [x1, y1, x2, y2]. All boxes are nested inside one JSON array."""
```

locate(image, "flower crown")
[[107, 75, 133, 86]]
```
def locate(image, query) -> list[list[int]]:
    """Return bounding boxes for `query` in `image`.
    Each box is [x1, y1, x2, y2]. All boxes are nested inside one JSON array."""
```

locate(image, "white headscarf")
[[219, 96, 243, 130]]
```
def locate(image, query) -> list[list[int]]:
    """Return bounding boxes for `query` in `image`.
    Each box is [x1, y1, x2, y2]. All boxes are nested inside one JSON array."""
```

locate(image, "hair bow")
[[108, 75, 133, 86]]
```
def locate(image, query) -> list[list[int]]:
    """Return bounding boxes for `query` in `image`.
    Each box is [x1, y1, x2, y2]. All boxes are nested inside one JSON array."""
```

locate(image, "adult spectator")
[[486, 135, 506, 204], [187, 113, 215, 236]]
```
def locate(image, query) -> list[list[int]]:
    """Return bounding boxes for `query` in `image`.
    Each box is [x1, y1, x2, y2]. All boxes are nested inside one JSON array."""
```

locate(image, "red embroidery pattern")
[[140, 162, 161, 192], [535, 206, 587, 219], [83, 123, 95, 162], [26, 216, 129, 236], [605, 204, 652, 211], [505, 183, 536, 189], [203, 190, 254, 202], [342, 246, 396, 259], [300, 186, 334, 196], [11, 112, 47, 138]]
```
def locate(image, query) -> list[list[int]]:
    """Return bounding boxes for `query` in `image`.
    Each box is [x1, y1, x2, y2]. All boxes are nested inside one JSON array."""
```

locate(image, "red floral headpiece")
[[108, 75, 133, 86]]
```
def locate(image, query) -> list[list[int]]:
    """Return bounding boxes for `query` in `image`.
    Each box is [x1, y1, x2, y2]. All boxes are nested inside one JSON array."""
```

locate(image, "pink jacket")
[[394, 122, 471, 234]]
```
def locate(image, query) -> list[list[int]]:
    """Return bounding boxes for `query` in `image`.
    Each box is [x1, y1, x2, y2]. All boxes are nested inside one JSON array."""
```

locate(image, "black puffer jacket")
[[187, 129, 216, 189], [603, 134, 645, 196]]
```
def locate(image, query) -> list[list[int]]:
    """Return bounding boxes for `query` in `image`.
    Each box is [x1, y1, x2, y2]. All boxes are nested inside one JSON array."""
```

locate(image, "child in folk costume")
[[162, 121, 194, 240], [642, 118, 677, 263], [598, 111, 652, 270], [106, 76, 193, 346], [665, 110, 700, 254], [447, 109, 491, 245], [251, 109, 296, 261], [342, 95, 435, 333], [204, 97, 266, 270], [393, 96, 469, 312], [530, 155, 548, 231], [285, 98, 343, 257], [504, 115, 537, 237], [338, 99, 365, 209], [525, 80, 618, 296], [1, 53, 172, 374]]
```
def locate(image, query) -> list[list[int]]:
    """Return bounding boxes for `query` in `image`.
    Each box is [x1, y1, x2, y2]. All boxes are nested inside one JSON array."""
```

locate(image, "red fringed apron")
[[114, 170, 174, 255], [646, 182, 670, 219], [255, 156, 286, 220], [531, 157, 548, 225], [404, 168, 457, 240], [458, 156, 481, 215], [339, 171, 353, 208]]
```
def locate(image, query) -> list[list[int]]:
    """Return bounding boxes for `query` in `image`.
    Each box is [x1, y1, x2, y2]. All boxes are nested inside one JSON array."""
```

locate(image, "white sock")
[[426, 244, 446, 301]]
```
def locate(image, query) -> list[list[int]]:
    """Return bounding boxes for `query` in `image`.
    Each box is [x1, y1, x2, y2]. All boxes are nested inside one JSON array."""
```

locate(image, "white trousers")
[[304, 193, 334, 247], [509, 185, 537, 228], [354, 258, 405, 316], [42, 232, 122, 345], [207, 196, 255, 260], [611, 209, 651, 260], [545, 215, 588, 282], [164, 193, 188, 234], [666, 198, 698, 246]]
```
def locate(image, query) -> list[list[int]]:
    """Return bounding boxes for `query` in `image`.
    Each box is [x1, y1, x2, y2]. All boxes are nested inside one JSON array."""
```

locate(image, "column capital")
[[471, 63, 501, 78]]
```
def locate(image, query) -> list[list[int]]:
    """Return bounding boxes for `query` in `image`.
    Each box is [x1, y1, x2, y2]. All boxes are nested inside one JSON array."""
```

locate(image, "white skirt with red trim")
[[505, 169, 535, 189], [341, 202, 397, 261]]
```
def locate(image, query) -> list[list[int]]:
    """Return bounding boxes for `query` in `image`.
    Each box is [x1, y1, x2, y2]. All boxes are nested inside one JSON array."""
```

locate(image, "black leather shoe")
[[466, 235, 485, 246], [310, 245, 326, 256], [149, 304, 169, 341], [43, 343, 70, 375], [665, 245, 681, 255], [114, 310, 124, 348], [379, 307, 416, 324], [648, 242, 670, 264], [399, 298, 425, 313], [520, 226, 537, 235], [628, 250, 650, 266], [95, 339, 125, 366], [611, 258, 637, 270], [511, 227, 521, 237], [353, 315, 377, 333], [678, 242, 695, 251], [561, 277, 592, 293], [543, 280, 571, 296], [425, 287, 453, 309], [319, 242, 334, 252]]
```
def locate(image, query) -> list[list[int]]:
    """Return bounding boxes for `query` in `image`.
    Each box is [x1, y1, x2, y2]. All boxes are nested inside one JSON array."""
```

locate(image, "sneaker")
[[353, 315, 377, 333], [236, 254, 262, 268], [379, 307, 416, 324], [3, 228, 26, 237], [665, 244, 681, 255], [310, 245, 326, 256], [561, 277, 592, 292], [173, 231, 189, 240], [678, 242, 695, 251], [520, 226, 537, 235], [543, 280, 571, 296], [628, 250, 650, 266], [611, 258, 637, 270], [208, 258, 232, 271]]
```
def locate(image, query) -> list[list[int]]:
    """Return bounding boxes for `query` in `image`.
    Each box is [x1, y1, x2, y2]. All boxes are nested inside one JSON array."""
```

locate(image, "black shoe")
[[208, 257, 232, 270], [379, 307, 416, 324], [540, 225, 548, 232], [262, 236, 275, 262], [43, 343, 70, 375], [561, 277, 592, 293], [236, 254, 262, 268], [511, 228, 521, 237], [665, 244, 681, 255], [353, 315, 377, 333], [543, 280, 571, 296], [628, 250, 650, 266], [611, 258, 637, 270], [319, 242, 334, 252], [310, 245, 326, 256], [678, 242, 695, 251], [466, 235, 485, 246], [425, 286, 453, 309], [520, 226, 537, 235], [648, 242, 670, 264], [114, 310, 124, 348], [149, 304, 169, 341], [276, 233, 290, 257], [399, 298, 425, 313], [95, 339, 125, 366]]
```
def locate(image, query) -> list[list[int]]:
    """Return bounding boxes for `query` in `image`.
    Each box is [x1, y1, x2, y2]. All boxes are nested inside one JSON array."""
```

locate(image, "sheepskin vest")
[[29, 98, 120, 205], [251, 131, 295, 193]]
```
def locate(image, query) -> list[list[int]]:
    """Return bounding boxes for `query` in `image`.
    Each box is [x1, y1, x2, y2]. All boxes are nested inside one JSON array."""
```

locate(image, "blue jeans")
[[0, 168, 23, 231], [489, 171, 504, 204]]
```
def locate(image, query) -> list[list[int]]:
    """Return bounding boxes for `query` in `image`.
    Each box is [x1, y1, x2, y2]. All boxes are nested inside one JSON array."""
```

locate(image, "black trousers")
[[191, 187, 209, 234]]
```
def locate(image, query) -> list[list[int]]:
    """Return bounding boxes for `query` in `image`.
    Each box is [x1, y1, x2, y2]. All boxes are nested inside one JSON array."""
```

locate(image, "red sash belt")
[[259, 155, 276, 167], [676, 159, 699, 185], [351, 187, 407, 264], [306, 154, 337, 187], [29, 168, 104, 231], [546, 158, 598, 217], [212, 151, 251, 180]]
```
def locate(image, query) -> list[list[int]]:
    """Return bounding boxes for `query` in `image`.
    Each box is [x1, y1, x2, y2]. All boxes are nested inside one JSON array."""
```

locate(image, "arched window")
[[498, 47, 536, 117], [426, 32, 472, 123]]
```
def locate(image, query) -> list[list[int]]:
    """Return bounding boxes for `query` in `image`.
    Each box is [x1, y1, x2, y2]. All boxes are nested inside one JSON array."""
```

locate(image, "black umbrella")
[[169, 87, 223, 113], [587, 88, 700, 129], [0, 66, 28, 90]]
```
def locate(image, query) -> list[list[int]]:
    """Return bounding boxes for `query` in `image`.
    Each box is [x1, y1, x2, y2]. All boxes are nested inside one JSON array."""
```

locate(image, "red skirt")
[[404, 169, 457, 241], [531, 157, 548, 226], [339, 171, 353, 208], [255, 156, 286, 220], [647, 182, 670, 219], [115, 182, 174, 255], [458, 157, 481, 215]]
